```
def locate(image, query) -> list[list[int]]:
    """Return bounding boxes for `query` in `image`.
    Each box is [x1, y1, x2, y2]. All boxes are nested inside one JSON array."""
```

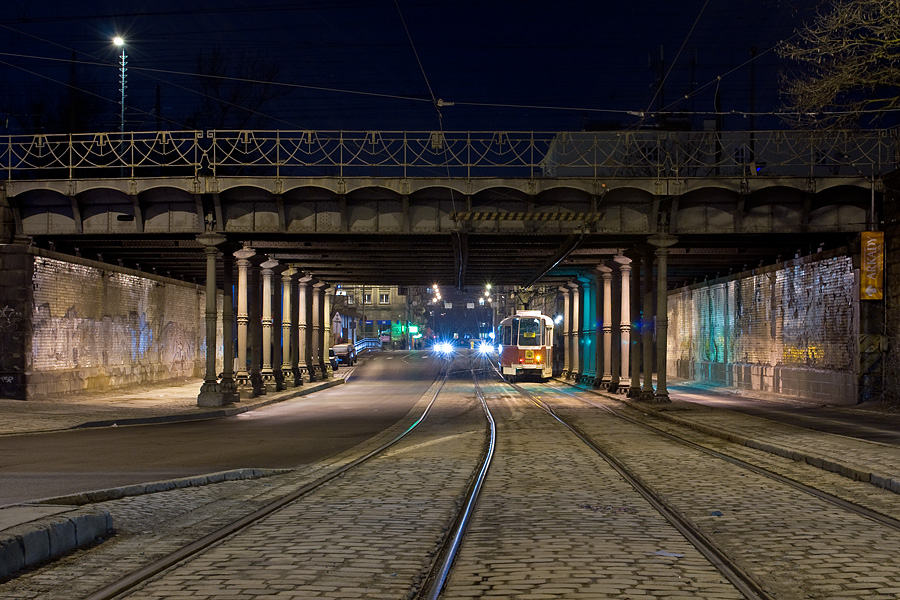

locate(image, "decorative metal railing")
[[2, 129, 897, 181]]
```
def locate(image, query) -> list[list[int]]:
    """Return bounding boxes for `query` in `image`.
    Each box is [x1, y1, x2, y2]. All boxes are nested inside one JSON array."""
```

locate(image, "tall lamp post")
[[113, 36, 127, 132]]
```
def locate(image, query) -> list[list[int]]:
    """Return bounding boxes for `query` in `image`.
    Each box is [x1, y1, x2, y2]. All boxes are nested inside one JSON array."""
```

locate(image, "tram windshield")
[[516, 317, 542, 346]]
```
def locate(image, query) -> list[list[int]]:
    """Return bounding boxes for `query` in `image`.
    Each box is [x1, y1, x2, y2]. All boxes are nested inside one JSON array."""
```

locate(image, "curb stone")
[[0, 509, 112, 580]]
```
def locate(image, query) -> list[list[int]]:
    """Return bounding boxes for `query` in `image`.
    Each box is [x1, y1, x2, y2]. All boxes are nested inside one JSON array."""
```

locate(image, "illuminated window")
[[379, 292, 390, 304], [347, 293, 354, 305], [364, 293, 373, 305]]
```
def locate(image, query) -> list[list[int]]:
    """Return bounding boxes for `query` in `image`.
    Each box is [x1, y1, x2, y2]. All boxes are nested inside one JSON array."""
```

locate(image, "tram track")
[[463, 367, 768, 600], [8, 353, 900, 599], [500, 376, 900, 599], [541, 381, 900, 531], [62, 364, 498, 600]]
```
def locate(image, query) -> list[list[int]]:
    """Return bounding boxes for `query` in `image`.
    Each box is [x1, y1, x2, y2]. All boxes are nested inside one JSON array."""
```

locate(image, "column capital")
[[281, 266, 296, 280], [234, 245, 256, 262], [594, 264, 613, 278], [196, 232, 227, 248], [648, 233, 678, 249], [260, 258, 279, 271], [612, 253, 632, 267]]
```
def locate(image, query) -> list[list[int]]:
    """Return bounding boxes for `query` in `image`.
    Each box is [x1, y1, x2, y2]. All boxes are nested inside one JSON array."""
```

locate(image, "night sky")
[[1, 0, 818, 134]]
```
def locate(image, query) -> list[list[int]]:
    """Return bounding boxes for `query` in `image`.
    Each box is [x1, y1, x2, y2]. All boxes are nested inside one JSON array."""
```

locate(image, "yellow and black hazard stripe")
[[449, 212, 601, 222]]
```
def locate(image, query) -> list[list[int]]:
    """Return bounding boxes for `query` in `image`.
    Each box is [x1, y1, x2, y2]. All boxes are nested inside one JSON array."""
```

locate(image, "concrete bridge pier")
[[233, 246, 256, 397], [260, 259, 280, 393], [559, 285, 572, 379], [640, 250, 655, 401], [627, 250, 643, 398], [579, 276, 596, 387], [197, 232, 226, 407], [568, 282, 582, 381], [281, 267, 300, 388], [597, 265, 614, 389], [649, 234, 677, 403], [298, 275, 315, 382], [613, 254, 633, 393]]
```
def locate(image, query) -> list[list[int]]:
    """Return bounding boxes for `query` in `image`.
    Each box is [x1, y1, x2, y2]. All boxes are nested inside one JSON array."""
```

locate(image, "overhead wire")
[[638, 0, 710, 128], [392, 0, 466, 289]]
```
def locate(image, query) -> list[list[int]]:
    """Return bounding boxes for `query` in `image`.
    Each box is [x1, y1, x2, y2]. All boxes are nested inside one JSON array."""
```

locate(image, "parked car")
[[328, 348, 339, 370], [331, 343, 357, 365]]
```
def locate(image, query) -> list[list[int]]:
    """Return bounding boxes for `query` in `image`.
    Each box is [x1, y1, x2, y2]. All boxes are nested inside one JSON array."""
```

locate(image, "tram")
[[497, 310, 554, 381]]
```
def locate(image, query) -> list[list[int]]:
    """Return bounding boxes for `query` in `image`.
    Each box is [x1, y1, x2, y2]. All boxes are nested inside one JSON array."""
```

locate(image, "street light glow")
[[112, 36, 127, 132]]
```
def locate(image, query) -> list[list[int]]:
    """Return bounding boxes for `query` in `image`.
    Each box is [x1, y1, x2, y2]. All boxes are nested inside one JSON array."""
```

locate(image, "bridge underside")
[[2, 175, 874, 289], [22, 230, 858, 290]]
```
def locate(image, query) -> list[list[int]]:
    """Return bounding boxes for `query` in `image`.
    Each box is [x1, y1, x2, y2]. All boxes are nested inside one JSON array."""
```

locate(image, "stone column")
[[592, 272, 603, 389], [650, 234, 677, 402], [260, 258, 279, 392], [233, 246, 255, 394], [220, 249, 239, 403], [290, 271, 303, 386], [272, 265, 285, 391], [599, 265, 614, 388], [641, 250, 655, 400], [568, 282, 581, 380], [197, 232, 226, 407], [580, 277, 596, 386], [311, 281, 322, 379], [559, 285, 572, 378], [614, 254, 633, 392], [281, 266, 296, 387], [313, 282, 328, 378], [299, 275, 315, 382], [324, 287, 334, 377], [249, 260, 264, 397], [627, 251, 643, 398]]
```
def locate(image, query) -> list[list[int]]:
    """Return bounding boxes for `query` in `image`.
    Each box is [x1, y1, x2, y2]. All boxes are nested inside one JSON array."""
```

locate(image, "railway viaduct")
[[0, 129, 897, 405]]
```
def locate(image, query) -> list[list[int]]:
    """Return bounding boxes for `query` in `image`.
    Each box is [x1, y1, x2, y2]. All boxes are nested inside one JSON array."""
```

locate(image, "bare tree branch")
[[778, 0, 900, 128]]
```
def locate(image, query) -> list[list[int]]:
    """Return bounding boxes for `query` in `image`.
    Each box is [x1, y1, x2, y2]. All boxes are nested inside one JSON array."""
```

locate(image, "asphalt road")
[[0, 351, 445, 505]]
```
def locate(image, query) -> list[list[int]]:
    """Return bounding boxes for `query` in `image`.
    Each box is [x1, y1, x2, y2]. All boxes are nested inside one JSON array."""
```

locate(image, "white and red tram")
[[497, 310, 554, 381]]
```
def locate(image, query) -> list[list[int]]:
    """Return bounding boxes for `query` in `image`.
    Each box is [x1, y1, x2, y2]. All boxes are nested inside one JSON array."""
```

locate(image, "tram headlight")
[[477, 341, 494, 354], [535, 354, 542, 363]]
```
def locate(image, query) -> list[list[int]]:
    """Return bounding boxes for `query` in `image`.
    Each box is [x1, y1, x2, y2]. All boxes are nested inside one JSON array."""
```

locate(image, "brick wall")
[[668, 251, 858, 405], [0, 245, 221, 399]]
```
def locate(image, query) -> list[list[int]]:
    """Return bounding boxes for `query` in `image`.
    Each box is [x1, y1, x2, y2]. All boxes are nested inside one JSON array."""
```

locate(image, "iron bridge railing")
[[1, 129, 897, 181]]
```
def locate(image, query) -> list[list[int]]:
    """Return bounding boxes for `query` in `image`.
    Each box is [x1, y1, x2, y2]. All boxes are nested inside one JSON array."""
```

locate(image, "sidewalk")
[[0, 375, 346, 437], [0, 374, 347, 578]]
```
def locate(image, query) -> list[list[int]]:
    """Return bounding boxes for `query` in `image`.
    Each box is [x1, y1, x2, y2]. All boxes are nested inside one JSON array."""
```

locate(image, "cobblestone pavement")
[[0, 376, 487, 599], [118, 376, 486, 600], [441, 380, 746, 600], [3, 366, 900, 599], [544, 387, 900, 600]]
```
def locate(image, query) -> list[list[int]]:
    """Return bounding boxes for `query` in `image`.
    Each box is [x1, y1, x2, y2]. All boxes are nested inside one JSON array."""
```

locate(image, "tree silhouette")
[[779, 0, 900, 129]]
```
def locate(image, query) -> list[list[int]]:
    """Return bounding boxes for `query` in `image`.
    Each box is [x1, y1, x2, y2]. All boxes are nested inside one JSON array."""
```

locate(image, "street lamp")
[[113, 36, 127, 132]]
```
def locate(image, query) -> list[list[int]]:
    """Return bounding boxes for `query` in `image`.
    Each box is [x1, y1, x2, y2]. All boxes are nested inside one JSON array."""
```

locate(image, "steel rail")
[[546, 381, 900, 532], [499, 372, 774, 600], [83, 365, 453, 600], [415, 367, 497, 600]]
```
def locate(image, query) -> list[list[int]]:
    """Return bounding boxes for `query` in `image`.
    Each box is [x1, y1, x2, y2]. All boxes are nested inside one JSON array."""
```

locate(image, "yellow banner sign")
[[861, 231, 884, 300]]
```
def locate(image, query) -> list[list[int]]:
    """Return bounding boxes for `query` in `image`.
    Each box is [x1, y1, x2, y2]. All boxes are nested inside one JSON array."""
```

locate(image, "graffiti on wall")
[[669, 255, 855, 371], [29, 257, 203, 382]]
